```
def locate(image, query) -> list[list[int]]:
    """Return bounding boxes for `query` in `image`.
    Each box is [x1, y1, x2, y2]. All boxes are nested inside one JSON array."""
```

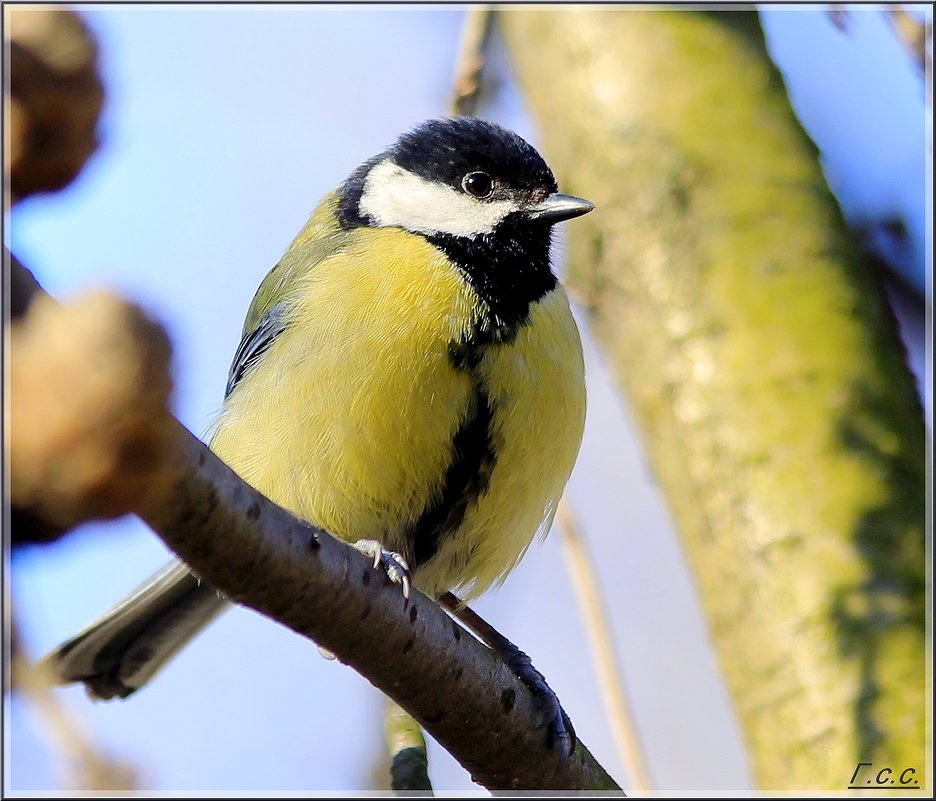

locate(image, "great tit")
[[46, 118, 592, 718]]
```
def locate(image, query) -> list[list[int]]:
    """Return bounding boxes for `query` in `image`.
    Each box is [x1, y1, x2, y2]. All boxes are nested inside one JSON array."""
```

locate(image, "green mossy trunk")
[[501, 8, 927, 791]]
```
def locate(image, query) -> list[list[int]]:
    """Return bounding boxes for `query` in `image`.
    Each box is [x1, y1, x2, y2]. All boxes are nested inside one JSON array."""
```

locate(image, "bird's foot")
[[501, 640, 576, 762], [437, 592, 575, 766], [352, 539, 412, 600]]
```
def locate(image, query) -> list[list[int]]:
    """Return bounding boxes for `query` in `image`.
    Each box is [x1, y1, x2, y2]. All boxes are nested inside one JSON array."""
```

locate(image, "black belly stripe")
[[409, 384, 497, 571]]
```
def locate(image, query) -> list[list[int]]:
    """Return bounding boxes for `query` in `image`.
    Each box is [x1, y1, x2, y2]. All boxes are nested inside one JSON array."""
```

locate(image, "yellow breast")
[[210, 226, 585, 599]]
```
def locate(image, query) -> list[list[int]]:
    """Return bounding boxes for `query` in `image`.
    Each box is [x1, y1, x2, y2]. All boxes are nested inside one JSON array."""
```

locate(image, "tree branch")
[[140, 418, 619, 791], [6, 6, 620, 790], [501, 8, 926, 790], [448, 5, 494, 117], [8, 279, 620, 792], [3, 5, 103, 203]]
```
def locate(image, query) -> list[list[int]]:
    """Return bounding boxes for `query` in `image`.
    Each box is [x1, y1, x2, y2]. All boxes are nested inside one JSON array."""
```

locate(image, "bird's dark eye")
[[461, 171, 494, 199]]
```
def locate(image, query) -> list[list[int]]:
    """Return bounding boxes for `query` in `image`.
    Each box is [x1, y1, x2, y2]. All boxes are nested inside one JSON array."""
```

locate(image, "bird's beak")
[[524, 193, 595, 224]]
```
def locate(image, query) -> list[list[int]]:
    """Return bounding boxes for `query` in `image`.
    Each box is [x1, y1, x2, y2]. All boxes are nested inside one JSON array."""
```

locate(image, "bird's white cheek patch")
[[359, 160, 519, 238]]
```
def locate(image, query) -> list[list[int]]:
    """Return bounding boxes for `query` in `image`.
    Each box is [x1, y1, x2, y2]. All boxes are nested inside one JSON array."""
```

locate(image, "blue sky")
[[6, 5, 931, 794]]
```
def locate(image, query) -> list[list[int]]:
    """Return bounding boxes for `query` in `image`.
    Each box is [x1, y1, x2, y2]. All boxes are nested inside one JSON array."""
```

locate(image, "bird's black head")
[[337, 117, 593, 330]]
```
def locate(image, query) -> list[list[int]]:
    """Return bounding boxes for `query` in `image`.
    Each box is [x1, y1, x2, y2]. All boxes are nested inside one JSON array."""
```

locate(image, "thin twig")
[[885, 4, 931, 80], [828, 5, 931, 104], [10, 621, 138, 790], [385, 699, 433, 794], [449, 5, 495, 117], [885, 5, 932, 109], [556, 498, 652, 794]]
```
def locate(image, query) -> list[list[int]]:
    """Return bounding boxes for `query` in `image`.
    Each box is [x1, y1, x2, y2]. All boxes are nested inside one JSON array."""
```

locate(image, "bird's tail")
[[42, 559, 229, 700]]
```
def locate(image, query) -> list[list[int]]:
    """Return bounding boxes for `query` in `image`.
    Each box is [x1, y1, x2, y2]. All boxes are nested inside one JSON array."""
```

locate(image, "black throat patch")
[[425, 219, 556, 333], [337, 167, 558, 334]]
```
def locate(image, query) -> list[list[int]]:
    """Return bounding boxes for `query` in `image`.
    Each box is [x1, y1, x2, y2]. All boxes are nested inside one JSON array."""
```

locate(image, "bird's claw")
[[352, 539, 412, 600], [438, 593, 576, 766], [504, 645, 577, 764]]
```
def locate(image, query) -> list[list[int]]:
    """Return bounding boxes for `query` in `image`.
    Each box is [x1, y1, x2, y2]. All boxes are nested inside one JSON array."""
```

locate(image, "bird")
[[45, 116, 591, 751]]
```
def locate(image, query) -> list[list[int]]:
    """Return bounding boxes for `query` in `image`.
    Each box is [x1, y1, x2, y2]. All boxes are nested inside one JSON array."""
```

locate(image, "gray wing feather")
[[224, 303, 288, 398]]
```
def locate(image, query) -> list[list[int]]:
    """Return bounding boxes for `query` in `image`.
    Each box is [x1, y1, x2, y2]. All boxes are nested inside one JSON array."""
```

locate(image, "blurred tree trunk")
[[501, 8, 926, 791]]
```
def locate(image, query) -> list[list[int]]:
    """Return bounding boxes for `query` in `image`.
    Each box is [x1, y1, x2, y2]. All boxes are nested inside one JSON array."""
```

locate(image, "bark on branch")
[[141, 417, 618, 791], [8, 275, 619, 792], [5, 5, 621, 791]]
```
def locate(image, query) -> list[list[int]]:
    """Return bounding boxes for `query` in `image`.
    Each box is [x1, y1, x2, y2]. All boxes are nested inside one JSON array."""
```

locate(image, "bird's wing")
[[224, 191, 352, 399], [224, 302, 287, 398]]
